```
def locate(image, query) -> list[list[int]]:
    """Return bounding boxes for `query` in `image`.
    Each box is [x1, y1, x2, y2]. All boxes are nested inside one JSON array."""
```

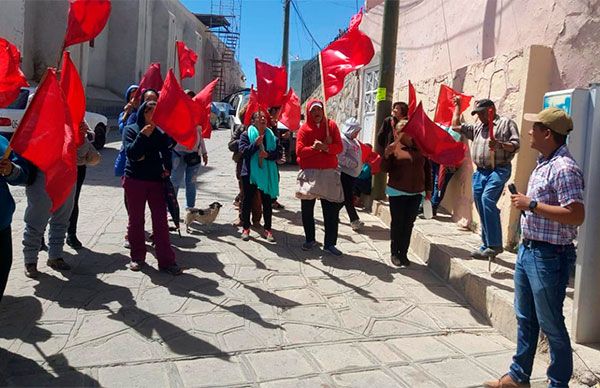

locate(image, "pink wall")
[[362, 0, 600, 93]]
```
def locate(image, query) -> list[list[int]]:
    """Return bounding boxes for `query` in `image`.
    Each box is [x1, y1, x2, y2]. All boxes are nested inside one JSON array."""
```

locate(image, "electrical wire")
[[290, 0, 322, 51]]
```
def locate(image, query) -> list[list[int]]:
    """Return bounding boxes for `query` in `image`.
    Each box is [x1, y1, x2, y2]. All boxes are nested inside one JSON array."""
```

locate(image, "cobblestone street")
[[0, 129, 549, 387]]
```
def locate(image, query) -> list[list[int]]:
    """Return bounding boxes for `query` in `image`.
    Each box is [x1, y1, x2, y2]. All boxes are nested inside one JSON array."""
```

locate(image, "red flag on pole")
[[320, 9, 374, 101], [279, 88, 301, 131], [255, 58, 288, 108], [0, 38, 29, 108], [192, 78, 219, 139], [487, 107, 495, 140], [433, 84, 472, 126], [153, 69, 200, 150], [60, 51, 86, 146], [402, 103, 467, 166], [408, 80, 417, 117], [63, 0, 112, 48], [10, 69, 77, 211], [243, 87, 267, 126], [176, 40, 198, 80], [134, 63, 164, 101]]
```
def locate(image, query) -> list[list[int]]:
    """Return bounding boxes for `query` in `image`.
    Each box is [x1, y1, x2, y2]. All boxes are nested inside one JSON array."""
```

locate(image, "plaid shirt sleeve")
[[461, 124, 475, 141], [554, 163, 585, 207], [505, 119, 520, 151]]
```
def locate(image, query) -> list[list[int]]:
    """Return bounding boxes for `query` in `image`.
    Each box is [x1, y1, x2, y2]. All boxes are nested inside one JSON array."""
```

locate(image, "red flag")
[[0, 38, 29, 108], [192, 78, 219, 140], [153, 69, 200, 150], [134, 63, 163, 101], [176, 40, 198, 80], [255, 59, 288, 108], [433, 84, 472, 126], [279, 88, 301, 131], [408, 81, 416, 117], [403, 103, 467, 166], [60, 51, 86, 146], [320, 9, 374, 100], [10, 69, 77, 212], [487, 107, 495, 140], [243, 87, 270, 126], [64, 0, 111, 48]]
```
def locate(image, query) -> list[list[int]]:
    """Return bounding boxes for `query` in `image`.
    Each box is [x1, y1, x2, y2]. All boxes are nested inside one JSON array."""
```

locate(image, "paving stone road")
[[0, 129, 551, 387]]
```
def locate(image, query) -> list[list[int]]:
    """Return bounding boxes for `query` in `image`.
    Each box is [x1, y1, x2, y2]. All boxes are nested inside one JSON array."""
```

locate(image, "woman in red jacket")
[[296, 99, 344, 256]]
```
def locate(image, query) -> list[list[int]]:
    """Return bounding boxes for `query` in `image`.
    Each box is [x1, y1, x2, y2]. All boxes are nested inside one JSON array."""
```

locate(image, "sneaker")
[[324, 245, 343, 256], [129, 260, 144, 272], [391, 254, 402, 266], [241, 229, 250, 241], [301, 240, 318, 251], [400, 257, 411, 267], [24, 263, 39, 279], [66, 235, 83, 250], [483, 374, 530, 388], [391, 255, 410, 268], [264, 230, 275, 243], [47, 258, 71, 271], [350, 220, 364, 231], [160, 263, 183, 276], [483, 246, 504, 257], [470, 247, 488, 259]]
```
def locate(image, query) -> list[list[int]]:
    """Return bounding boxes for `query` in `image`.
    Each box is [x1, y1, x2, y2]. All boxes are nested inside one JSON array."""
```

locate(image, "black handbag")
[[183, 152, 202, 166]]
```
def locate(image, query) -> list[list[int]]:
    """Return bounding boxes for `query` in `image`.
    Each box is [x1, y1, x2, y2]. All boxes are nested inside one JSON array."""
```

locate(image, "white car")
[[0, 87, 109, 149]]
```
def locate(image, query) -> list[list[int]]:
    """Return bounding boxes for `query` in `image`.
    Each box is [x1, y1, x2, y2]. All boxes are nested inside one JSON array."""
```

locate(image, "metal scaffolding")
[[196, 0, 242, 100]]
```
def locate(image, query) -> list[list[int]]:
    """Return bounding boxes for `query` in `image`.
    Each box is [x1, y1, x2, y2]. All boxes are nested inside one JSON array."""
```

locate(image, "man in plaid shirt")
[[452, 98, 520, 259], [484, 107, 585, 388]]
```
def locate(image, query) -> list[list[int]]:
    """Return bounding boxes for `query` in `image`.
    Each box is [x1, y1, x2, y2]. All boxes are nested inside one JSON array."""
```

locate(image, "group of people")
[[0, 82, 587, 386]]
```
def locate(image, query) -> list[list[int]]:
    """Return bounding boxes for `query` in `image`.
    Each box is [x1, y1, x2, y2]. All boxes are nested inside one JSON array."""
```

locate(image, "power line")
[[290, 0, 322, 51]]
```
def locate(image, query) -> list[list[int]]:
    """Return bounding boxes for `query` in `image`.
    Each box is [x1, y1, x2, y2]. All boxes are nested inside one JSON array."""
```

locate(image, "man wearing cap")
[[484, 107, 584, 388], [452, 98, 520, 258]]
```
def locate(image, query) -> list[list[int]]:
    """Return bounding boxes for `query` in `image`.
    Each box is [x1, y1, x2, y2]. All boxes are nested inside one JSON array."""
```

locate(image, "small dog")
[[184, 202, 222, 233]]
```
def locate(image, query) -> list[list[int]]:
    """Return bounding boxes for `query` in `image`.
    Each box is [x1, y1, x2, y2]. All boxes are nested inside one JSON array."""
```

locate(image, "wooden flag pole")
[[318, 52, 331, 144]]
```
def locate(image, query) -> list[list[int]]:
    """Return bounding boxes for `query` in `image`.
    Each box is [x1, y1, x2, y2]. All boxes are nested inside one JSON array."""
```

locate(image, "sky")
[[180, 0, 360, 86]]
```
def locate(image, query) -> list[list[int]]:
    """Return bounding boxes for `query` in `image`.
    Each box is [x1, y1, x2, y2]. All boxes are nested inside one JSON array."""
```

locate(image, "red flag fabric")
[[408, 81, 416, 117], [0, 38, 29, 108], [279, 88, 301, 131], [359, 142, 382, 174], [176, 40, 198, 80], [255, 59, 288, 108], [153, 69, 200, 150], [10, 69, 77, 212], [243, 87, 270, 126], [487, 107, 495, 140], [320, 9, 374, 100], [403, 103, 467, 167], [433, 84, 472, 126], [60, 51, 86, 146], [192, 78, 219, 140], [134, 63, 163, 101], [64, 0, 111, 48]]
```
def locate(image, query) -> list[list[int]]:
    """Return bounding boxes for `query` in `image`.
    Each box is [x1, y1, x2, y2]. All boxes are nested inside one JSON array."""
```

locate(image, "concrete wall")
[[0, 0, 26, 52]]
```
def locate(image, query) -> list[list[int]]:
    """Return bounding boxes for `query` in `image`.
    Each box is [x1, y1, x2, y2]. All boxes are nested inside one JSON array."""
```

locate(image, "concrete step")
[[373, 200, 600, 387]]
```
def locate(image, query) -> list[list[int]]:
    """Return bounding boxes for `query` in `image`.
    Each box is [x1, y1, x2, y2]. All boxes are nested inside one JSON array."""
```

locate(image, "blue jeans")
[[509, 240, 575, 387], [472, 165, 511, 249], [431, 163, 455, 210], [171, 153, 201, 209]]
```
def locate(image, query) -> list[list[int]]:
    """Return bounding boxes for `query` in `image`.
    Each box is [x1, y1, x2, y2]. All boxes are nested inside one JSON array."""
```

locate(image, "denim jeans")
[[472, 165, 511, 249], [509, 240, 575, 387], [171, 152, 201, 209], [23, 171, 76, 264]]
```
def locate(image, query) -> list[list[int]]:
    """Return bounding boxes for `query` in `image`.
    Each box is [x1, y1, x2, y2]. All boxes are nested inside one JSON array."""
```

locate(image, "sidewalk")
[[0, 129, 552, 387], [374, 201, 600, 387]]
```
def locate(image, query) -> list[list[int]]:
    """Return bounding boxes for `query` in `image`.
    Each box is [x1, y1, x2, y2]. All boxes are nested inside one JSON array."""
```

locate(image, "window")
[[6, 89, 29, 110]]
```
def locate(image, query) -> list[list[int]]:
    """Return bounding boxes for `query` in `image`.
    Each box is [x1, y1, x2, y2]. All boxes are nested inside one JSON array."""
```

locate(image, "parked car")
[[0, 87, 109, 149], [210, 101, 235, 130], [221, 88, 250, 135]]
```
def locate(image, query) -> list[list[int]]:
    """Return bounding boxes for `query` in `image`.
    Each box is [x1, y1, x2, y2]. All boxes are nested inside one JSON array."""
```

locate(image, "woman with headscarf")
[[122, 101, 182, 275], [381, 120, 432, 267], [238, 110, 280, 242], [296, 99, 343, 256]]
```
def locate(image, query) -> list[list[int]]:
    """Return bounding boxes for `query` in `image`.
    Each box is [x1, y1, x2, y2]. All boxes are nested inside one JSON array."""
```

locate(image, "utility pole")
[[372, 0, 399, 200], [281, 0, 291, 69]]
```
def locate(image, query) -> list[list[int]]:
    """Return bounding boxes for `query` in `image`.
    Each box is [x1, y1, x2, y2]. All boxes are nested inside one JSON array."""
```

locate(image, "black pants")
[[0, 226, 12, 302], [301, 198, 340, 247], [241, 176, 272, 230], [340, 172, 359, 222], [68, 165, 87, 236], [389, 194, 421, 259]]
